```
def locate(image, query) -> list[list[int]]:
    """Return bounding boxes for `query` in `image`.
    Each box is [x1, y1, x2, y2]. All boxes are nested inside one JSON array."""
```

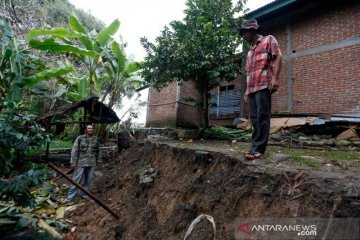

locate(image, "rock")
[[94, 171, 103, 177], [271, 133, 282, 141], [350, 138, 360, 142], [319, 135, 332, 139], [139, 175, 153, 184], [336, 136, 350, 141], [312, 136, 321, 141], [320, 139, 335, 146], [298, 136, 310, 141], [184, 201, 197, 211], [336, 140, 352, 147], [271, 153, 290, 161], [231, 140, 237, 144], [320, 164, 336, 173], [352, 141, 360, 146], [303, 141, 324, 146]]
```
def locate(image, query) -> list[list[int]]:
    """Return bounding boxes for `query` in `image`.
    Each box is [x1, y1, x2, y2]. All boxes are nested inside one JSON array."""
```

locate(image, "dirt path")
[[66, 140, 360, 239]]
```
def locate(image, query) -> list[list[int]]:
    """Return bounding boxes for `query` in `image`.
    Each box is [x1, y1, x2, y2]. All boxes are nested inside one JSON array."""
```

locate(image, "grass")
[[29, 139, 73, 156], [133, 166, 146, 178], [268, 147, 360, 170]]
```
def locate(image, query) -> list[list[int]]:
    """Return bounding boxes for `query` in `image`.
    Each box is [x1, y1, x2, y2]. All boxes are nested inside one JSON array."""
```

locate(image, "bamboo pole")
[[48, 162, 119, 219]]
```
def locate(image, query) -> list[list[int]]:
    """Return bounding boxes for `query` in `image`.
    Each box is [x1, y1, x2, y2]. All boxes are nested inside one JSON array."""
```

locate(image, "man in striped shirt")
[[240, 19, 282, 160]]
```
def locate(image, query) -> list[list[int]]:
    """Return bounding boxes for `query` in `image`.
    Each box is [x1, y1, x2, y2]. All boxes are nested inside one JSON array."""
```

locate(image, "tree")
[[0, 19, 73, 103], [98, 41, 143, 139], [141, 0, 245, 127], [27, 15, 120, 98], [101, 41, 143, 109]]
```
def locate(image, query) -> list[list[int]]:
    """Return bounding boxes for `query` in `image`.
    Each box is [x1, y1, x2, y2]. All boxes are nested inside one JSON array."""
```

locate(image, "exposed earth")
[[65, 139, 360, 239]]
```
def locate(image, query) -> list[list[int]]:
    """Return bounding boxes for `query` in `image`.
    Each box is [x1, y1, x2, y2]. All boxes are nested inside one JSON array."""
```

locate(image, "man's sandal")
[[244, 152, 263, 160]]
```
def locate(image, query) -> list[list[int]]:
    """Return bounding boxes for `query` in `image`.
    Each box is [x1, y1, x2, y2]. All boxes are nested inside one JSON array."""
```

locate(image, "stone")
[[271, 153, 290, 161], [139, 175, 153, 184], [312, 136, 321, 141], [319, 135, 332, 139], [352, 141, 360, 146], [231, 140, 237, 144], [336, 140, 352, 147], [320, 139, 335, 146], [298, 136, 310, 141], [336, 136, 350, 141], [303, 141, 323, 146], [94, 171, 103, 177], [320, 164, 336, 173], [271, 133, 282, 141]]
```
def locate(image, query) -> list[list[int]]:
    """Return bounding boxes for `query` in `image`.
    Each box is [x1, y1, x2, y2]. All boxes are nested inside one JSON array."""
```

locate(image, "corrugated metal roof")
[[246, 0, 298, 19]]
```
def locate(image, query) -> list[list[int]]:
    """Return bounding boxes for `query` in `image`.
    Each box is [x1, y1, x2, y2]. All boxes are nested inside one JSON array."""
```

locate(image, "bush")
[[0, 101, 49, 177], [202, 126, 252, 141]]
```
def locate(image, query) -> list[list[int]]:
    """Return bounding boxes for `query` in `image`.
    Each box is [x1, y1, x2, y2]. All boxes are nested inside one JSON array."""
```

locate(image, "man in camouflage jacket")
[[67, 124, 102, 201]]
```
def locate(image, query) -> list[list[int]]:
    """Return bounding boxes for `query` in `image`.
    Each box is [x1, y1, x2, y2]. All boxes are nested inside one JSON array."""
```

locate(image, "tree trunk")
[[202, 77, 209, 127], [89, 69, 94, 96]]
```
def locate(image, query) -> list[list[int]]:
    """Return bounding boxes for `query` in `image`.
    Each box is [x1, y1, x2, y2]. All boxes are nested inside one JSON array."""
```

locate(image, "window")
[[220, 84, 235, 92], [227, 85, 234, 91], [220, 86, 227, 92]]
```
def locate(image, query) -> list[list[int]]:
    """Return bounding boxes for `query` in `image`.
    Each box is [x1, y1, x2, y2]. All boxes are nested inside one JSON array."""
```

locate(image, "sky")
[[69, 0, 272, 125]]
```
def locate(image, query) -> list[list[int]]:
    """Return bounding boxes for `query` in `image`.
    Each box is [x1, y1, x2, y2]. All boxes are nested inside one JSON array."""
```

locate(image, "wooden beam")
[[48, 162, 119, 219]]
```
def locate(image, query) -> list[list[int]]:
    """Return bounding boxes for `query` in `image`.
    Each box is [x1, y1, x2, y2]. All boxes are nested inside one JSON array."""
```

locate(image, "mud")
[[67, 141, 360, 239]]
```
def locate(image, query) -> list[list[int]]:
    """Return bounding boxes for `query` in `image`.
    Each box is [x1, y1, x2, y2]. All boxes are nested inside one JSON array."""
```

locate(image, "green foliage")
[[0, 19, 73, 102], [101, 40, 143, 109], [0, 164, 48, 207], [141, 0, 245, 126], [0, 101, 49, 177], [7, 0, 105, 33], [202, 126, 251, 141], [29, 16, 121, 97]]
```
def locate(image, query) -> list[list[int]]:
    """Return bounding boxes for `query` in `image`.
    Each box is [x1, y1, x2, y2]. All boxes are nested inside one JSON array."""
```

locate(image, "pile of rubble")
[[270, 128, 360, 148]]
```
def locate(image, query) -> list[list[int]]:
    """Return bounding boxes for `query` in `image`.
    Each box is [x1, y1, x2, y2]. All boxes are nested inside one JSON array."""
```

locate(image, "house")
[[146, 0, 360, 128]]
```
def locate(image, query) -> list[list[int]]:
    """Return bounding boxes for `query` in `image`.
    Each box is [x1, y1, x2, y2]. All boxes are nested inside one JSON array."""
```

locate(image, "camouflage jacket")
[[70, 135, 102, 167]]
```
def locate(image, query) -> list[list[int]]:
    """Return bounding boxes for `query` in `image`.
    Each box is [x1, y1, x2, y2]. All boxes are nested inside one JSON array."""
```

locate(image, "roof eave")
[[246, 0, 297, 19]]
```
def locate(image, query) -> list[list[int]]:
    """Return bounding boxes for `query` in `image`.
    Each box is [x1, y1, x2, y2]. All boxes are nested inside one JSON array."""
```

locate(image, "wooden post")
[[48, 162, 119, 219], [45, 118, 51, 161]]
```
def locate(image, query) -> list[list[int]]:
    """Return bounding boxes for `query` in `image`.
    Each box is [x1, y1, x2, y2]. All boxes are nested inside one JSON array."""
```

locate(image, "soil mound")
[[67, 141, 360, 239]]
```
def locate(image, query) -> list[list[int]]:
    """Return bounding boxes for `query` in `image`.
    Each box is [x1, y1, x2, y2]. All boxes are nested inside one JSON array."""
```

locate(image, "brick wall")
[[147, 2, 360, 128], [290, 3, 360, 52], [263, 2, 360, 114], [291, 45, 360, 113], [146, 82, 178, 127], [177, 79, 202, 127]]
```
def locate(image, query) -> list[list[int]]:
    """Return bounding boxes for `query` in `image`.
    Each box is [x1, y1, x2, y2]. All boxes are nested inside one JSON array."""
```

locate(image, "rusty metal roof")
[[37, 97, 119, 123]]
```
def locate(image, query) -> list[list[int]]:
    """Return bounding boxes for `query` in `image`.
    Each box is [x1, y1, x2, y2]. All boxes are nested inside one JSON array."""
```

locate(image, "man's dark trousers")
[[248, 88, 271, 154]]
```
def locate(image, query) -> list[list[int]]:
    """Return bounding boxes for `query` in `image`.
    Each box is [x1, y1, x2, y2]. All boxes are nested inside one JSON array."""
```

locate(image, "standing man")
[[240, 19, 282, 160], [67, 124, 102, 201]]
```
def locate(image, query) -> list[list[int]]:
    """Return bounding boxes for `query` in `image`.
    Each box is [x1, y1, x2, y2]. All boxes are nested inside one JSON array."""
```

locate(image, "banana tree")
[[96, 41, 143, 140], [27, 15, 120, 98], [100, 41, 143, 109], [0, 19, 73, 102]]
